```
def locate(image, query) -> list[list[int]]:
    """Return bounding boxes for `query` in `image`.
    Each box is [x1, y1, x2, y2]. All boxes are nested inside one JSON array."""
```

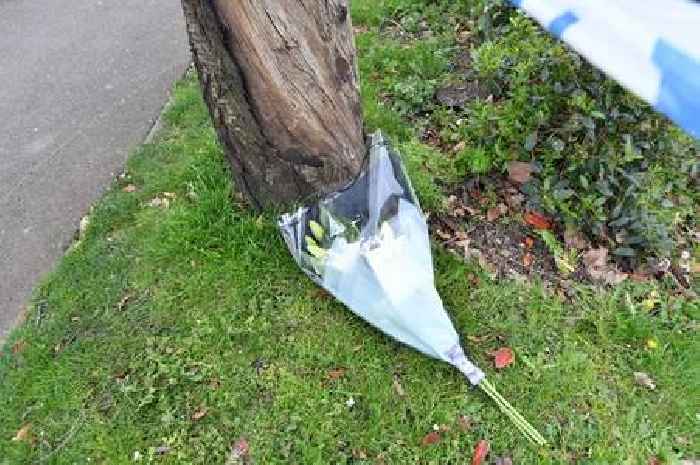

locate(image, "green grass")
[[1, 3, 699, 464]]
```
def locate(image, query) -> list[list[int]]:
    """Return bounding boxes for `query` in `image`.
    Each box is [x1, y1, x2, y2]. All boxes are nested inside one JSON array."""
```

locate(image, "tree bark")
[[181, 0, 364, 209]]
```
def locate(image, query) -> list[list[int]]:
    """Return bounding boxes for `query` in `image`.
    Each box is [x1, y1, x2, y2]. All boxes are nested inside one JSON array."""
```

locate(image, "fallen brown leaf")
[[79, 215, 90, 236], [630, 271, 651, 282], [605, 270, 628, 285], [634, 372, 656, 390], [505, 192, 525, 208], [11, 340, 27, 355], [465, 205, 480, 216], [457, 414, 473, 432], [507, 161, 533, 184], [436, 228, 452, 240], [465, 272, 480, 287], [582, 247, 609, 280], [523, 211, 551, 230], [487, 204, 508, 222], [327, 367, 346, 381], [12, 423, 32, 442], [311, 288, 331, 300], [122, 184, 137, 193], [522, 252, 534, 268], [353, 25, 369, 34], [117, 293, 131, 311], [421, 431, 441, 446], [191, 407, 208, 421], [455, 239, 471, 257], [471, 439, 490, 465], [457, 29, 471, 44], [148, 197, 170, 208], [648, 456, 661, 465], [352, 448, 368, 460], [393, 377, 406, 397], [582, 247, 629, 285], [454, 230, 468, 241], [489, 347, 515, 369], [523, 237, 534, 249], [564, 227, 589, 250], [209, 378, 221, 390]]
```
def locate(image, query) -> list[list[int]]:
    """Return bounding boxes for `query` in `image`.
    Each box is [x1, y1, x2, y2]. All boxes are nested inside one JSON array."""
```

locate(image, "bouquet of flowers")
[[279, 132, 545, 445]]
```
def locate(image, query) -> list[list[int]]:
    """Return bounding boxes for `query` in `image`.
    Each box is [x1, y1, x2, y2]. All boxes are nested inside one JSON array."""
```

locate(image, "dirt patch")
[[431, 175, 604, 295], [435, 81, 490, 108], [430, 174, 696, 296], [435, 48, 492, 108]]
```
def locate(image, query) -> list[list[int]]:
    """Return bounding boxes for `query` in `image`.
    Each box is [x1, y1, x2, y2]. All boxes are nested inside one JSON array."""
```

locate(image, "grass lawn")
[[1, 2, 698, 464]]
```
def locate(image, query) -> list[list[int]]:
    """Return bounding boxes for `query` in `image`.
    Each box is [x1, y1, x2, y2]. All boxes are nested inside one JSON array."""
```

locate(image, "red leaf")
[[490, 347, 514, 369], [523, 211, 551, 230], [421, 431, 441, 446], [471, 439, 490, 465]]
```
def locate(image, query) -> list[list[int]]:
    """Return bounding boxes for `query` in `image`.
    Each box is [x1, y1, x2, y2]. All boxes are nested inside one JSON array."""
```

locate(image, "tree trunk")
[[181, 0, 365, 209]]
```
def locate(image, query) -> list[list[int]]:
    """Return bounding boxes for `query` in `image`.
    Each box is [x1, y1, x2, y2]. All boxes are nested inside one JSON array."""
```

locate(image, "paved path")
[[0, 0, 190, 341]]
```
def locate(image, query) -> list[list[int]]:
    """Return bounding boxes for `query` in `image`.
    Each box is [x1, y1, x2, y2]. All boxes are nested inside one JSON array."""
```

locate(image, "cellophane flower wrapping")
[[278, 132, 484, 385]]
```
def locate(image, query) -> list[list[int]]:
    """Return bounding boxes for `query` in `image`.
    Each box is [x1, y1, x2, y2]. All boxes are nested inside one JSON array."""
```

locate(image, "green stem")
[[486, 383, 543, 445], [481, 382, 537, 443], [479, 378, 547, 446], [481, 380, 539, 439]]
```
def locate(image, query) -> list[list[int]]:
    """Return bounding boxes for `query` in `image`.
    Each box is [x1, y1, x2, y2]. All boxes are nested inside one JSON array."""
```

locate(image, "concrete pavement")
[[0, 0, 191, 340]]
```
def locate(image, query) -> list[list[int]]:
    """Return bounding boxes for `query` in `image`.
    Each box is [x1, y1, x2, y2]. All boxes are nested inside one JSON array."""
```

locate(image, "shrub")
[[354, 0, 698, 261]]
